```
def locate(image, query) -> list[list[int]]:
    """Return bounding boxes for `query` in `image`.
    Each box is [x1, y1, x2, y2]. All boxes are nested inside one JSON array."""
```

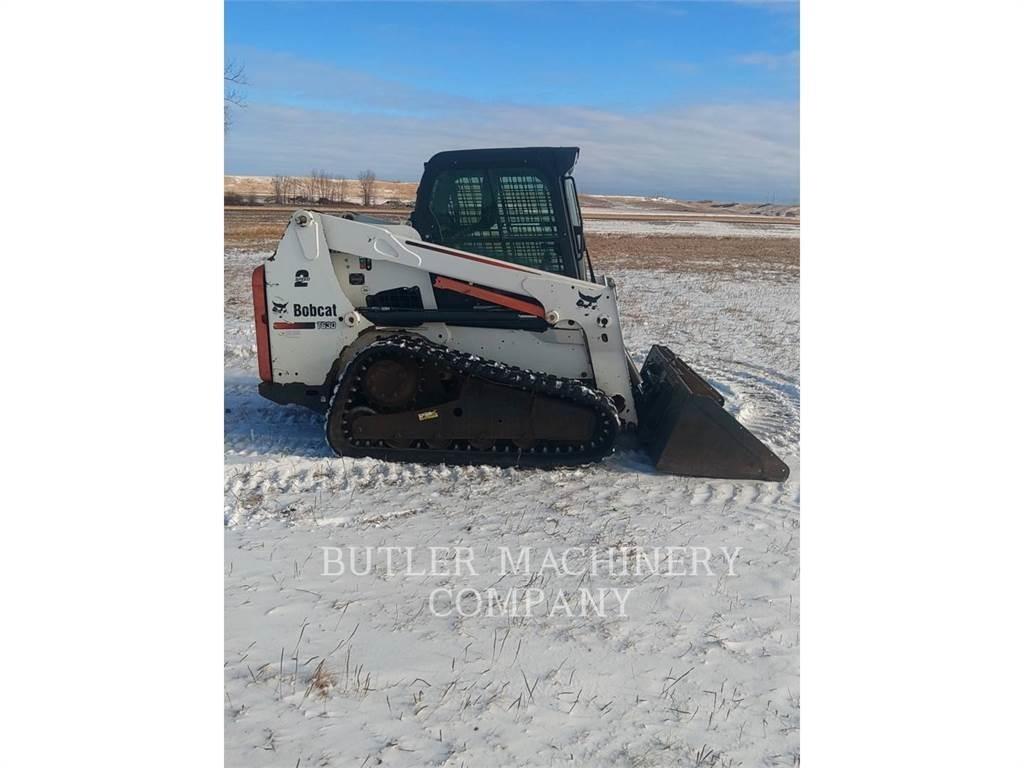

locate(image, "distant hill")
[[579, 194, 798, 218], [224, 175, 418, 206], [224, 175, 798, 218]]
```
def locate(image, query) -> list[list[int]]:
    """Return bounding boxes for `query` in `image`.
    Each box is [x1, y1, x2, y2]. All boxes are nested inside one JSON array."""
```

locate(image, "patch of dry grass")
[[224, 207, 800, 281], [588, 234, 799, 277], [224, 207, 410, 250], [305, 660, 338, 701], [224, 209, 292, 250]]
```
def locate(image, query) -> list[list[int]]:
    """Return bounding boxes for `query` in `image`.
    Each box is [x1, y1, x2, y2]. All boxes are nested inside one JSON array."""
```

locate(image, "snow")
[[224, 249, 800, 766], [581, 208, 797, 221], [583, 218, 800, 239]]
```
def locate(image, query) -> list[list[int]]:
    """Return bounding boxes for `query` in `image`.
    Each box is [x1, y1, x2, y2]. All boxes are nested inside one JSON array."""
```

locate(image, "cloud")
[[658, 59, 701, 76], [733, 50, 800, 70], [229, 45, 475, 116], [637, 2, 690, 18], [225, 48, 799, 202]]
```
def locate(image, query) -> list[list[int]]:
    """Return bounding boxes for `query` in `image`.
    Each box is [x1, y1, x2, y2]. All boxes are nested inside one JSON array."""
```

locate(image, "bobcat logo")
[[271, 300, 288, 315], [576, 290, 602, 310]]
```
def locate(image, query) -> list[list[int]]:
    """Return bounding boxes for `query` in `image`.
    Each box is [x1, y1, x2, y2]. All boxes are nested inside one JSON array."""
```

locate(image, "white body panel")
[[262, 211, 638, 424]]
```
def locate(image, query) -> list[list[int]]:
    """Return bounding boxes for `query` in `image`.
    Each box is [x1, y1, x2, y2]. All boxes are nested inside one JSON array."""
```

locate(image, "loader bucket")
[[636, 345, 790, 481]]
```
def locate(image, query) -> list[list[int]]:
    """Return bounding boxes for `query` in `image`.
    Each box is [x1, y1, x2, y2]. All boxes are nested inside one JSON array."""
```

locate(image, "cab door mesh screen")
[[429, 169, 568, 275]]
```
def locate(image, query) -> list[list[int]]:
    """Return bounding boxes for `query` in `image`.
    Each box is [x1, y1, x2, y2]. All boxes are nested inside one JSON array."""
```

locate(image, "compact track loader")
[[251, 147, 788, 481]]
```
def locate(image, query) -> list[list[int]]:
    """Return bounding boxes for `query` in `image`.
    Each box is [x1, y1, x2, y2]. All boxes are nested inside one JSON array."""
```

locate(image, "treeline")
[[225, 169, 379, 206]]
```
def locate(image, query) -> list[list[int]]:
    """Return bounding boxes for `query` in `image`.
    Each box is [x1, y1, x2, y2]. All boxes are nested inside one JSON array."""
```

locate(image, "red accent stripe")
[[433, 275, 546, 318], [251, 266, 272, 382], [408, 240, 536, 273], [272, 321, 316, 330]]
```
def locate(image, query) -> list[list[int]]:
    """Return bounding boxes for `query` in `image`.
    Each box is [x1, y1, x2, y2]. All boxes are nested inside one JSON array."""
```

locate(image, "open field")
[[587, 234, 799, 276], [579, 193, 798, 219], [585, 218, 798, 239], [224, 176, 799, 251], [224, 215, 799, 766], [225, 206, 801, 261], [225, 206, 411, 249]]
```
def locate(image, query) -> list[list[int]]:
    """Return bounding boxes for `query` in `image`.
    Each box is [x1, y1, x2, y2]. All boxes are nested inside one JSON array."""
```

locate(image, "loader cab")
[[411, 147, 592, 281]]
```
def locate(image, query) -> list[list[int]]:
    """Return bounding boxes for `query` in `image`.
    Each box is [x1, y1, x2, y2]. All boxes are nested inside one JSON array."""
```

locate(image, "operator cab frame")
[[410, 146, 594, 282]]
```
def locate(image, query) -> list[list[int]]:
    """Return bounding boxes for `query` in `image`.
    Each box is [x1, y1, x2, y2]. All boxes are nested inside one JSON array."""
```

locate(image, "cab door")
[[420, 166, 581, 279]]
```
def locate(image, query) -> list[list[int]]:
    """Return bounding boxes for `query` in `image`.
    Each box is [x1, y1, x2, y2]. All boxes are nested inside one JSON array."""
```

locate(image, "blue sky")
[[225, 1, 799, 202]]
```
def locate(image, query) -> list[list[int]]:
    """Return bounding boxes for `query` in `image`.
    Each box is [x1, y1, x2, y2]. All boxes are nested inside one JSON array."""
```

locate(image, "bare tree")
[[224, 60, 247, 132], [357, 170, 377, 207], [272, 175, 291, 205], [304, 169, 336, 203], [302, 172, 315, 203], [272, 172, 341, 205], [307, 170, 319, 203], [287, 177, 302, 204], [327, 173, 347, 204]]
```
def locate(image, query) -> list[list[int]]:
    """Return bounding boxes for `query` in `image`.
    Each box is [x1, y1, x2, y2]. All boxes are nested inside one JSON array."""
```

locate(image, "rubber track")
[[326, 334, 620, 468]]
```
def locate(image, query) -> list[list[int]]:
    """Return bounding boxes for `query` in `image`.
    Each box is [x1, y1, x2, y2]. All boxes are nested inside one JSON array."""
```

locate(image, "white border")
[[3, 0, 1023, 764], [3, 0, 223, 763], [803, 0, 1023, 763]]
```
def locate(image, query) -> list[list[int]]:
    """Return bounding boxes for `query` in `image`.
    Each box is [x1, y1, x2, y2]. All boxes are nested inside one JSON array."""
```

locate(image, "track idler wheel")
[[362, 357, 418, 411]]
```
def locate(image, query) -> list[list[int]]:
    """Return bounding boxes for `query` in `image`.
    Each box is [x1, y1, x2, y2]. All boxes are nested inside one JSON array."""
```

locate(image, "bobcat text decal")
[[272, 302, 339, 330], [293, 303, 337, 317]]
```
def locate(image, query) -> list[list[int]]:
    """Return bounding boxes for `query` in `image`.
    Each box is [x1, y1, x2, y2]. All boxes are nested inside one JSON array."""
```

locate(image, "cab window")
[[427, 168, 570, 275]]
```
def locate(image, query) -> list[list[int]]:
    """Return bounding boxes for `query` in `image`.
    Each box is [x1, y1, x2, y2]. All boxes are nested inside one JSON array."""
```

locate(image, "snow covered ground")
[[224, 246, 800, 766], [583, 218, 800, 239]]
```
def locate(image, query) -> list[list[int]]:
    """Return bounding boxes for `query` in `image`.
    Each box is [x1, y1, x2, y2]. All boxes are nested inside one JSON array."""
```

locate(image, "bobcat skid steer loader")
[[251, 147, 789, 481]]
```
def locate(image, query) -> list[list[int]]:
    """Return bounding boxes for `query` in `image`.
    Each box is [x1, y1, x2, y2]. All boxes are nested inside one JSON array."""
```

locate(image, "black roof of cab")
[[418, 147, 579, 180]]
